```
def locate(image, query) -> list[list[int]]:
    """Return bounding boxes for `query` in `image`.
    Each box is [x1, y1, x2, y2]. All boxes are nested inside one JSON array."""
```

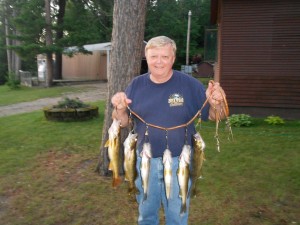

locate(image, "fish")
[[177, 144, 191, 215], [163, 148, 172, 201], [123, 132, 138, 195], [140, 142, 152, 202], [190, 132, 206, 198], [104, 119, 122, 188]]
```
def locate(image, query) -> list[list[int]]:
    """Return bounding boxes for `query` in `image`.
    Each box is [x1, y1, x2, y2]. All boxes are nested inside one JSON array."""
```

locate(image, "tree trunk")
[[54, 0, 66, 80], [5, 6, 21, 78], [45, 0, 53, 87], [12, 31, 21, 78], [4, 14, 12, 74], [96, 0, 147, 176]]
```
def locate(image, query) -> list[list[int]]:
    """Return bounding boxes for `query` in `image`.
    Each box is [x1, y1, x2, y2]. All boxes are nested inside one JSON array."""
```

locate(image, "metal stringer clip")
[[144, 124, 149, 143]]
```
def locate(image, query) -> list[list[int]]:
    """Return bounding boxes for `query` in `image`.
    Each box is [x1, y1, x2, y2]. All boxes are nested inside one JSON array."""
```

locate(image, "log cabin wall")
[[217, 0, 300, 119]]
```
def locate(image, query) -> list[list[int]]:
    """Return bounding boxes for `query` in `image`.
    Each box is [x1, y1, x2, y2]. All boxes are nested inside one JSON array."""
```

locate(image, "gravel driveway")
[[0, 82, 108, 118]]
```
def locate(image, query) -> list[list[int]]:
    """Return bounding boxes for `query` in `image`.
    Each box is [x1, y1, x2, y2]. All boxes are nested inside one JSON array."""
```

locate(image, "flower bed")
[[43, 97, 99, 121]]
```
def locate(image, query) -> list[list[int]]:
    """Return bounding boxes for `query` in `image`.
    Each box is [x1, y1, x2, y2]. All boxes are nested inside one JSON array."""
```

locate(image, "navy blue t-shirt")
[[125, 70, 209, 158]]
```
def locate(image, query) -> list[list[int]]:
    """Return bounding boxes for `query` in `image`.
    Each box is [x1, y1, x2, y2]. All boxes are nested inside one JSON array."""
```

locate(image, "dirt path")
[[0, 82, 108, 118]]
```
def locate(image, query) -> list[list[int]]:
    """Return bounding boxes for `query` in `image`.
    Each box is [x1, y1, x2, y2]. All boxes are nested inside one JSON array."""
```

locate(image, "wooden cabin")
[[61, 42, 147, 82], [210, 0, 300, 119], [62, 43, 111, 81]]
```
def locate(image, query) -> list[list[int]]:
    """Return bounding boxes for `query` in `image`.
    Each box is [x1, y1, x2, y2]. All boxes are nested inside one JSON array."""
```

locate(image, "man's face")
[[146, 44, 175, 79]]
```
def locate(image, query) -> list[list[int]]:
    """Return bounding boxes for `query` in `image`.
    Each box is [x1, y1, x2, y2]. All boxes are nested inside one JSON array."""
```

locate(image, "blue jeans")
[[135, 155, 191, 225]]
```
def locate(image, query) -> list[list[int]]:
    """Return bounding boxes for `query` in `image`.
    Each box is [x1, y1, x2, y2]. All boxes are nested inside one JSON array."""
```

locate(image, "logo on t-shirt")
[[168, 93, 184, 107]]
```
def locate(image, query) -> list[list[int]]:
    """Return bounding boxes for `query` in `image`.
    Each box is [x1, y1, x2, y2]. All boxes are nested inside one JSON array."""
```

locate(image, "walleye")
[[105, 119, 122, 188], [163, 149, 172, 201], [140, 142, 152, 202], [177, 144, 191, 215], [123, 132, 138, 195], [190, 132, 206, 197]]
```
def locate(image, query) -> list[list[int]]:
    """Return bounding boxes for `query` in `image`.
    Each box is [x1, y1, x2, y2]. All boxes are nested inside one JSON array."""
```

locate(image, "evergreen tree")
[[145, 0, 211, 68], [0, 0, 211, 85]]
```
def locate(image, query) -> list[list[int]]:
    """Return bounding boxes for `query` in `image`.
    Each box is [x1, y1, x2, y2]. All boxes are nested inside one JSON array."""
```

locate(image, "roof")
[[64, 42, 111, 54], [83, 42, 111, 51]]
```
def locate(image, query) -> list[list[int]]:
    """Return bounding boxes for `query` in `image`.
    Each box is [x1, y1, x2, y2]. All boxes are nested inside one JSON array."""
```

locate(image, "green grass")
[[0, 84, 98, 106], [0, 103, 299, 224]]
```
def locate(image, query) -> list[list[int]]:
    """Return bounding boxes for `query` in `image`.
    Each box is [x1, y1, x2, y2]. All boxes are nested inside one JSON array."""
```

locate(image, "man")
[[111, 36, 226, 225]]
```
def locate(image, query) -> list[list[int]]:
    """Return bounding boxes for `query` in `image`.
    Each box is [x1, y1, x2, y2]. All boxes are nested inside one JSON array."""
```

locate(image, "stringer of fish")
[[177, 144, 191, 216], [190, 132, 206, 198], [123, 131, 139, 195], [163, 148, 172, 201], [105, 119, 122, 188], [140, 141, 152, 203]]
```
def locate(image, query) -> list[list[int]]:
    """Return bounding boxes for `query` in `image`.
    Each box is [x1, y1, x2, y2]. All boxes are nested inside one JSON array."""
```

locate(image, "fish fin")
[[112, 177, 122, 188], [142, 193, 147, 203], [178, 188, 182, 197], [124, 172, 129, 181], [108, 162, 113, 171], [104, 139, 110, 147]]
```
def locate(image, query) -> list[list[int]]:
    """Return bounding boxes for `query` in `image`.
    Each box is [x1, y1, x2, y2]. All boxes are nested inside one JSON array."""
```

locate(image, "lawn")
[[0, 94, 299, 224], [0, 84, 99, 106]]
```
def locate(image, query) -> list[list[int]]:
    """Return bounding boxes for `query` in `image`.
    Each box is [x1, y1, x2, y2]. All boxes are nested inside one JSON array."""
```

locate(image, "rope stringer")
[[126, 96, 211, 132]]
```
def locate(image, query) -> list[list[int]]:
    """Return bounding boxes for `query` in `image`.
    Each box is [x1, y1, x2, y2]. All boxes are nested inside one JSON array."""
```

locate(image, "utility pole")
[[186, 10, 192, 65]]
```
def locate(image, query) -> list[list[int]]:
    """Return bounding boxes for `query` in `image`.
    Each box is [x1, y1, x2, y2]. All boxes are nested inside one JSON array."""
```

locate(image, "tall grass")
[[0, 103, 299, 225]]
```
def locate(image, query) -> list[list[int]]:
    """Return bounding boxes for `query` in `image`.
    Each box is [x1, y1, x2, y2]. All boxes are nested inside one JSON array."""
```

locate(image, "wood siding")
[[62, 52, 107, 81], [218, 0, 300, 114]]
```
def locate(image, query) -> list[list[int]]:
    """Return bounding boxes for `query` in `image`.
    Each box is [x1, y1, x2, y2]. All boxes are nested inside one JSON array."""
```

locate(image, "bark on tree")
[[96, 0, 147, 176], [4, 6, 21, 77], [45, 0, 53, 87], [54, 0, 66, 79], [4, 15, 12, 74]]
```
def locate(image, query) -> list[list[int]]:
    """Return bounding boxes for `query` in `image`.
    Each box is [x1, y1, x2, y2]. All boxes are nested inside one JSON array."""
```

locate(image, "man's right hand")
[[111, 92, 132, 111], [111, 92, 132, 127]]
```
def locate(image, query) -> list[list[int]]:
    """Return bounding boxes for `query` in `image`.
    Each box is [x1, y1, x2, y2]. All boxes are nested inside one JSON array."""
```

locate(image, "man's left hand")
[[206, 81, 226, 106]]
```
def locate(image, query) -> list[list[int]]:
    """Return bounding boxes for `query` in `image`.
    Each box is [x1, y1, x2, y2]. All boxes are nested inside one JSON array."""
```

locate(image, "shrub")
[[5, 72, 20, 89], [53, 97, 89, 109], [264, 115, 285, 125], [44, 97, 98, 121], [228, 114, 253, 127]]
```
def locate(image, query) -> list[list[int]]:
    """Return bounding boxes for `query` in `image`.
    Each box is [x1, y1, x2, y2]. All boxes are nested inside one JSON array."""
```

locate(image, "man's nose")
[[156, 56, 162, 63]]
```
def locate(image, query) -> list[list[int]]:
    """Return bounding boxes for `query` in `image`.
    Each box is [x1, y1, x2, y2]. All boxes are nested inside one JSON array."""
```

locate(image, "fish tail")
[[191, 186, 198, 198], [193, 188, 199, 198], [104, 139, 110, 147], [188, 183, 194, 198], [142, 192, 148, 203], [128, 185, 139, 195], [112, 177, 122, 188], [180, 203, 187, 215], [128, 187, 133, 195], [166, 186, 171, 200]]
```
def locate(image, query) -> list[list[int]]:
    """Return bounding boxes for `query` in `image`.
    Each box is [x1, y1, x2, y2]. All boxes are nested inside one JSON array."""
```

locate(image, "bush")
[[5, 72, 20, 89], [228, 114, 253, 127], [53, 97, 89, 109], [264, 115, 285, 125]]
